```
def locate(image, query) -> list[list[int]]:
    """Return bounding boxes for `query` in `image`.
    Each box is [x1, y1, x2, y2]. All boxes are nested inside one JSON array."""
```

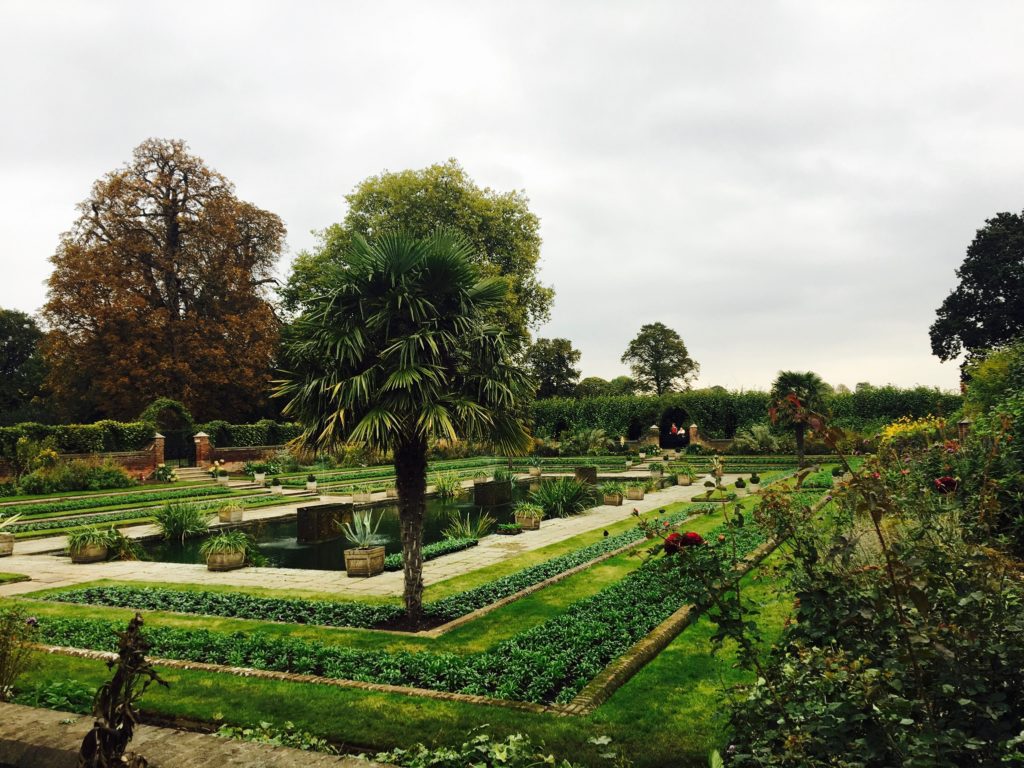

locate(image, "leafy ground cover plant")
[[383, 537, 478, 571], [0, 485, 232, 520], [216, 720, 338, 754], [14, 678, 95, 713]]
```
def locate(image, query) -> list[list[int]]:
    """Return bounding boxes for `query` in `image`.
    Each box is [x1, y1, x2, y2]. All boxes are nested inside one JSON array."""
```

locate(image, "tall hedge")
[[195, 419, 303, 447], [0, 421, 154, 459], [533, 386, 961, 439]]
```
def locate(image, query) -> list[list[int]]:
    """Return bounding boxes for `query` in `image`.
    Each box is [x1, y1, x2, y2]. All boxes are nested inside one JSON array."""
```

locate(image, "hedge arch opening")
[[626, 418, 644, 441], [659, 407, 690, 449], [139, 398, 196, 466]]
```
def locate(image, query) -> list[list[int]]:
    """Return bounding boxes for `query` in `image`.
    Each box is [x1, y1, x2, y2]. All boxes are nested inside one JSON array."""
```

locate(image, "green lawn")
[[0, 572, 29, 585]]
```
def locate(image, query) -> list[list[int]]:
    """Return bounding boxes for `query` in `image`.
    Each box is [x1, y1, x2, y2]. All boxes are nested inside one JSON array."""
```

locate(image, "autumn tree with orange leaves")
[[42, 139, 284, 422]]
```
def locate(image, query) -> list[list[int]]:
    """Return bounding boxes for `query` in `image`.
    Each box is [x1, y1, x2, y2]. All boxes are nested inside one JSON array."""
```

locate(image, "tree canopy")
[[281, 159, 553, 341], [0, 308, 46, 424], [574, 375, 637, 399], [769, 370, 830, 466], [41, 138, 284, 422], [525, 337, 581, 398], [620, 322, 699, 395], [930, 211, 1024, 365], [276, 229, 531, 624]]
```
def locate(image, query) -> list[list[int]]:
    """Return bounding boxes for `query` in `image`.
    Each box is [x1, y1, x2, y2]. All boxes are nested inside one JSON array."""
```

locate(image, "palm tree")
[[769, 371, 829, 467], [275, 230, 532, 626]]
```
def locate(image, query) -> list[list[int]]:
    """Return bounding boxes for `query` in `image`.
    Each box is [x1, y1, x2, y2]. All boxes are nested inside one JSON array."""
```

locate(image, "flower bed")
[[383, 537, 478, 571], [0, 486, 233, 521], [36, 518, 768, 705], [42, 507, 718, 629]]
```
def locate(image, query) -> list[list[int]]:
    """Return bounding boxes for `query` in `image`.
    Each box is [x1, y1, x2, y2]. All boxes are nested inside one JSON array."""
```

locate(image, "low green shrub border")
[[35, 517, 768, 705], [42, 507, 719, 629], [383, 537, 478, 571], [1, 485, 233, 520]]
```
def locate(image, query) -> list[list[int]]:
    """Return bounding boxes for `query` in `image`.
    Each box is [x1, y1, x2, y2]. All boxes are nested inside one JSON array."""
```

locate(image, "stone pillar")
[[152, 432, 165, 467], [688, 424, 699, 444], [645, 424, 660, 449], [957, 419, 972, 442], [193, 432, 212, 468]]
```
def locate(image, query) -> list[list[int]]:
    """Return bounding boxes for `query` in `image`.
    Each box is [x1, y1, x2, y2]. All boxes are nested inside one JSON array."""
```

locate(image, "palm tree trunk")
[[394, 436, 428, 627], [795, 423, 806, 467]]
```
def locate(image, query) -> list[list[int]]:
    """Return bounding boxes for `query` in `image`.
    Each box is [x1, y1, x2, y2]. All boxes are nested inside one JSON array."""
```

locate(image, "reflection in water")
[[144, 488, 523, 571]]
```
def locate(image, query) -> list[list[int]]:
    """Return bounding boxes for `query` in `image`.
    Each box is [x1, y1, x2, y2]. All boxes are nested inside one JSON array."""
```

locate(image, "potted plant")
[[200, 531, 250, 571], [625, 482, 645, 501], [599, 482, 625, 506], [67, 527, 115, 564], [352, 487, 373, 503], [649, 463, 664, 478], [513, 502, 545, 530], [749, 472, 761, 486], [248, 462, 269, 485], [0, 513, 23, 557], [217, 503, 244, 523], [306, 474, 317, 492], [644, 477, 661, 494], [341, 510, 385, 577], [270, 477, 284, 495], [734, 477, 747, 496], [496, 522, 524, 535], [638, 450, 647, 460], [528, 456, 543, 478], [671, 462, 696, 486]]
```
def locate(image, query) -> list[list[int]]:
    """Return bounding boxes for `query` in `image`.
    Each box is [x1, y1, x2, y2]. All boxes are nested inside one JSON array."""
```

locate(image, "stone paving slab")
[[0, 478, 741, 600], [0, 701, 390, 767]]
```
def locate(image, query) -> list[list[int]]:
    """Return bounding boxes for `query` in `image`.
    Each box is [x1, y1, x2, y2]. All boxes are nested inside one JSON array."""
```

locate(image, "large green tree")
[[525, 337, 581, 398], [276, 230, 531, 625], [0, 308, 46, 424], [42, 138, 285, 422], [769, 370, 830, 466], [930, 211, 1024, 366], [620, 322, 699, 394], [281, 160, 553, 342]]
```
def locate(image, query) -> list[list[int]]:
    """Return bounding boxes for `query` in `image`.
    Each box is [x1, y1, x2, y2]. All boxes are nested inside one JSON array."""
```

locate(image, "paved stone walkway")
[[0, 701, 390, 767], [0, 476, 737, 599]]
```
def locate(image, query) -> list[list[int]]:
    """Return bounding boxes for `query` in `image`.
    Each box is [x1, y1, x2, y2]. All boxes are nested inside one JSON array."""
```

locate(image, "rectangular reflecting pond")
[[143, 487, 525, 571]]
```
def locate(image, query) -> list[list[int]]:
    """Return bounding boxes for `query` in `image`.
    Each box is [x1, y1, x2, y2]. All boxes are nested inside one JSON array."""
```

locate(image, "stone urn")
[[253, 472, 267, 485], [216, 474, 231, 485], [344, 546, 385, 577], [306, 480, 318, 492], [71, 544, 108, 564], [271, 484, 285, 495], [206, 551, 245, 571]]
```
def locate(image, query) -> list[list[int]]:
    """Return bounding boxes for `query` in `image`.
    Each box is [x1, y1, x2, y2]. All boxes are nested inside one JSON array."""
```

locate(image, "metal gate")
[[162, 428, 196, 467]]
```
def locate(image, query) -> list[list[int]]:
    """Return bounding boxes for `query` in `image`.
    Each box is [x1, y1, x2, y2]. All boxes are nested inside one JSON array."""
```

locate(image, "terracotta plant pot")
[[344, 545, 385, 577], [626, 488, 645, 501], [218, 507, 243, 523], [206, 550, 245, 571], [0, 533, 14, 557], [71, 544, 108, 564], [514, 513, 542, 530], [603, 493, 624, 507]]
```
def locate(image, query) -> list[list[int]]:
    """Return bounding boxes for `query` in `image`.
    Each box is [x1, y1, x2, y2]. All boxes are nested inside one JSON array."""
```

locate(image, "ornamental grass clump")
[[0, 606, 37, 701], [530, 478, 593, 518], [153, 502, 210, 544]]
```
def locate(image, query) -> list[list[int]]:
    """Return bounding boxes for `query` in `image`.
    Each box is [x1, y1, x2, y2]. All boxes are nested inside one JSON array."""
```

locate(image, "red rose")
[[666, 531, 704, 554]]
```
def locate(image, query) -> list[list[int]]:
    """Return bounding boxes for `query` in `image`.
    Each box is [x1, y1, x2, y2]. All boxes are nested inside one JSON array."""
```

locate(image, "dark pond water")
[[143, 487, 525, 571]]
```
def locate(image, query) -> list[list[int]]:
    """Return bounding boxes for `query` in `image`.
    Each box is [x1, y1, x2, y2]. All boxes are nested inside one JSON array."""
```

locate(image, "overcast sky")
[[3, 1, 1021, 393]]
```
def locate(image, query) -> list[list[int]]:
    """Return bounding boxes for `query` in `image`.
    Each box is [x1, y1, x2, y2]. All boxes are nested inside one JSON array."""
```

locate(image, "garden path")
[[0, 477, 740, 599]]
